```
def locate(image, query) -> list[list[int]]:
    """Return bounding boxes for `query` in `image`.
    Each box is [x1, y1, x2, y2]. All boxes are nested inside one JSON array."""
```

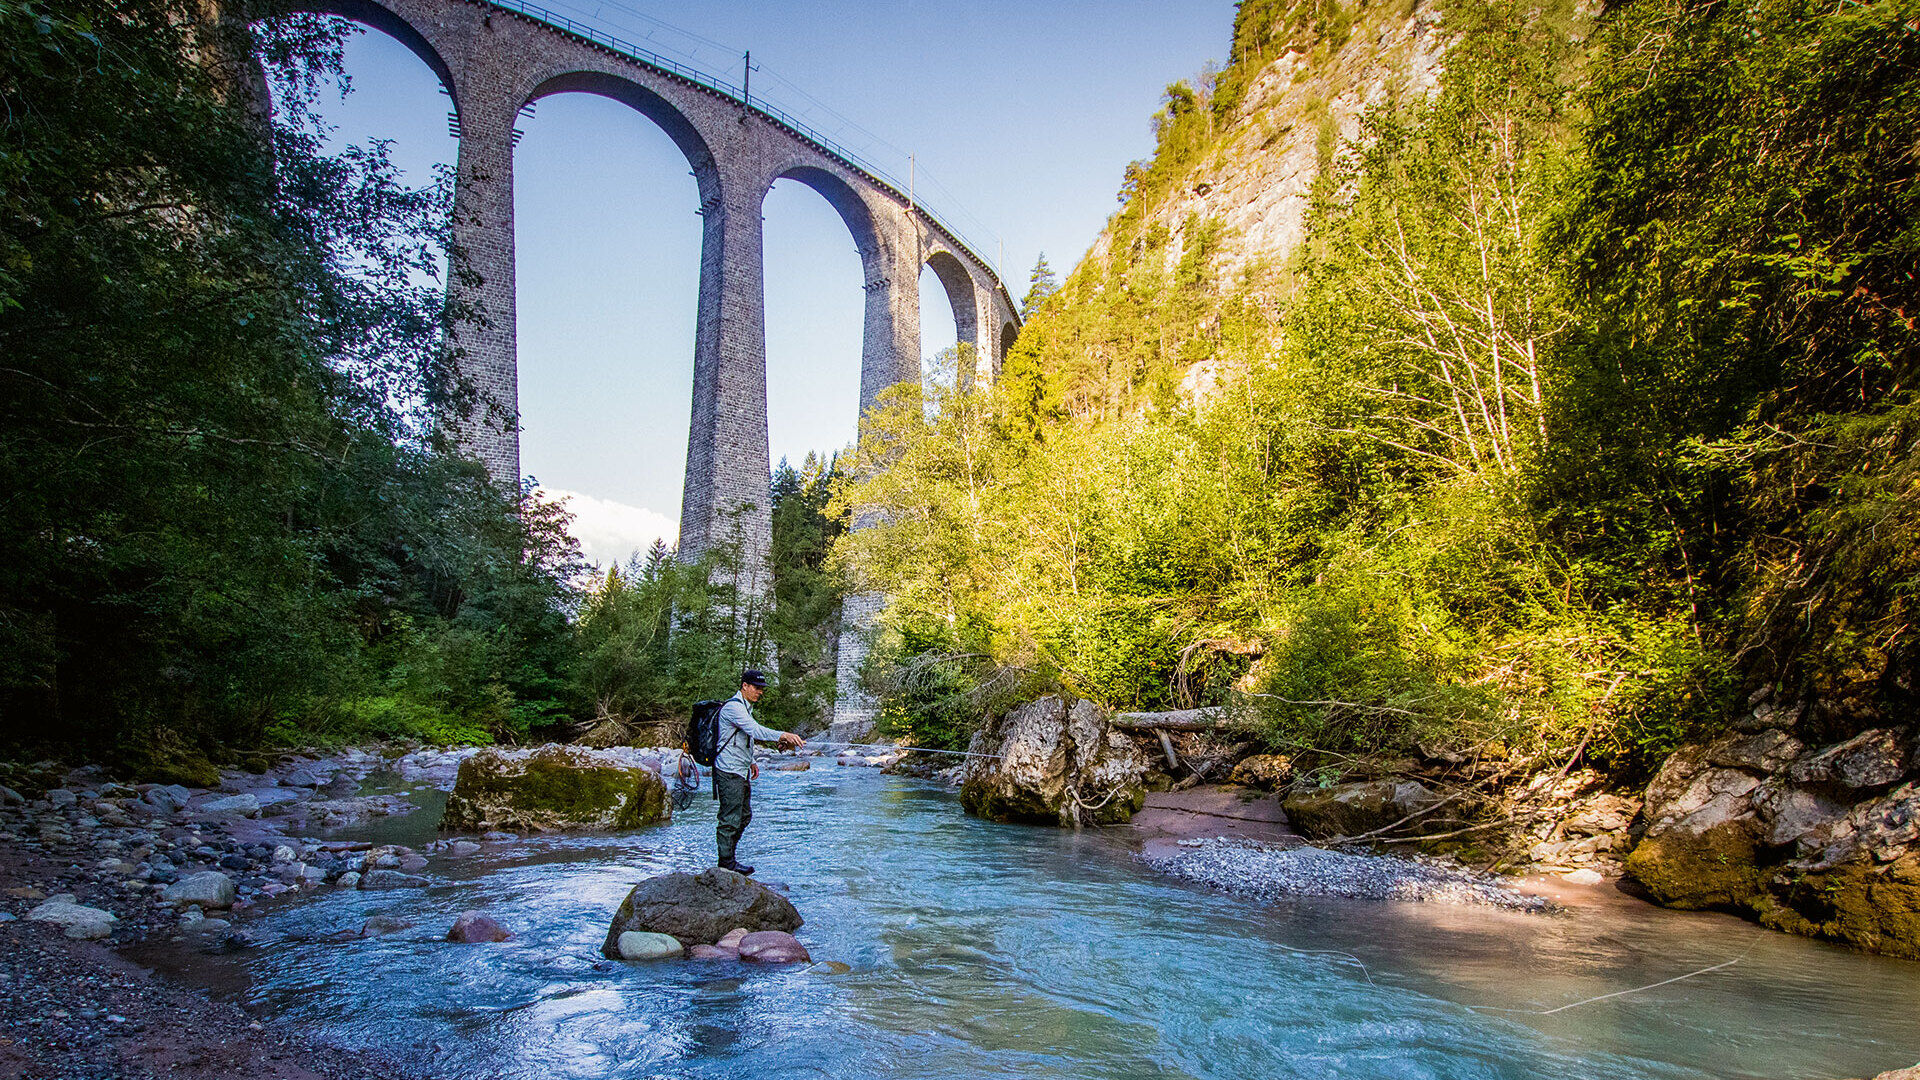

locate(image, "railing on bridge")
[[479, 0, 1008, 295]]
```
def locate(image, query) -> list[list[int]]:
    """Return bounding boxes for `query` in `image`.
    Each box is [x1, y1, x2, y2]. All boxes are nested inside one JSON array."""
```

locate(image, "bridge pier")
[[445, 89, 522, 491], [678, 169, 772, 581]]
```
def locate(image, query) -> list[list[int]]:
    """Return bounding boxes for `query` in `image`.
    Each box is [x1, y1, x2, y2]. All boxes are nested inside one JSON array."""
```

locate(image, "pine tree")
[[1021, 254, 1059, 316]]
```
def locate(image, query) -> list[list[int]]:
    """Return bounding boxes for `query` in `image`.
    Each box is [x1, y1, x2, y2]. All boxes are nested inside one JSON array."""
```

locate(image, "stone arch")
[[768, 164, 883, 269], [280, 0, 458, 112], [999, 319, 1018, 373], [923, 249, 979, 374], [523, 71, 722, 203]]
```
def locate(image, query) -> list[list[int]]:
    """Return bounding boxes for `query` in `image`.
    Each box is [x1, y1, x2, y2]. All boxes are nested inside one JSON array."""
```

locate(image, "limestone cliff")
[[1015, 0, 1452, 414], [1088, 0, 1446, 289]]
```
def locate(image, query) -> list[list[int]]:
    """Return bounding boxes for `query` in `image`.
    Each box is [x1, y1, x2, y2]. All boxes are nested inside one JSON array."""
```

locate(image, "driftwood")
[[1110, 707, 1232, 732]]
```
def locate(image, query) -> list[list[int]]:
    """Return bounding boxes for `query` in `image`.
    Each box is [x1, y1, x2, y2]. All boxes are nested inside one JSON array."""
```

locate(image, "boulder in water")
[[959, 696, 1149, 826], [687, 944, 740, 960], [601, 868, 801, 954], [358, 915, 411, 937], [737, 930, 810, 963], [443, 745, 669, 832], [614, 931, 685, 960], [358, 869, 429, 890], [446, 911, 510, 943]]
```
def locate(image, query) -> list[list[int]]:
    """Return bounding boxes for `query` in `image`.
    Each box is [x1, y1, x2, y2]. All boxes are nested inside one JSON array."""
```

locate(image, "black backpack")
[[687, 700, 726, 767]]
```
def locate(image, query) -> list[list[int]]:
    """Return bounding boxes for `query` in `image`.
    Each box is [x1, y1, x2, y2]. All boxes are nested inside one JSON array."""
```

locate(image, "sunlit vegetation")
[[839, 0, 1919, 779]]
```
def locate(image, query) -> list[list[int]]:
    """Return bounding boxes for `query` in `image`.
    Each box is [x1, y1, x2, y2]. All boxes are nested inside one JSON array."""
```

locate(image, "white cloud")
[[541, 488, 677, 569]]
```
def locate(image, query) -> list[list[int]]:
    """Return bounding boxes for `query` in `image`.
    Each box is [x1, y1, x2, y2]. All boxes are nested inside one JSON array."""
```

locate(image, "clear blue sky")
[[304, 0, 1237, 564]]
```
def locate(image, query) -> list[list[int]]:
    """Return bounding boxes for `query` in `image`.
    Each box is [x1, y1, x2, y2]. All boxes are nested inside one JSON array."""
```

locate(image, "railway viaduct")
[[284, 0, 1020, 730]]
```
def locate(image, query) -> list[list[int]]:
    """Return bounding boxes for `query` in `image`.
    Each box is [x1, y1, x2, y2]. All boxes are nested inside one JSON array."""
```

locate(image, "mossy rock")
[[136, 752, 221, 790], [1623, 820, 1770, 910], [443, 745, 668, 832], [1282, 780, 1445, 841], [1760, 853, 1920, 961]]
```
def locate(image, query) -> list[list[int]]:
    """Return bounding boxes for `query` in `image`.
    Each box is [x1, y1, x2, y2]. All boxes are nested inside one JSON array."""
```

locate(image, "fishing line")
[[805, 740, 1004, 760], [1469, 931, 1766, 1016], [1275, 945, 1377, 986]]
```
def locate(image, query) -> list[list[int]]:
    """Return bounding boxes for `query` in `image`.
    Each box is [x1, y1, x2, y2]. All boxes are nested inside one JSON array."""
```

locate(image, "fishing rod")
[[804, 740, 1004, 761]]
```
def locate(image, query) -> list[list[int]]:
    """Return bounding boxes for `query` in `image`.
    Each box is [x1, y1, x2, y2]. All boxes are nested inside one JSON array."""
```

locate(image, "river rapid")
[[148, 766, 1918, 1080]]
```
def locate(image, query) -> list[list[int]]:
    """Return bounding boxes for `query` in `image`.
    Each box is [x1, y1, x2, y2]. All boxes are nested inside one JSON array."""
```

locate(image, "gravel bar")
[[1144, 837, 1557, 913]]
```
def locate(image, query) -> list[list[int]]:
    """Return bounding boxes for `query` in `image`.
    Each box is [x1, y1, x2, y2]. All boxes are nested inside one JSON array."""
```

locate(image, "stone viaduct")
[[283, 0, 1019, 730]]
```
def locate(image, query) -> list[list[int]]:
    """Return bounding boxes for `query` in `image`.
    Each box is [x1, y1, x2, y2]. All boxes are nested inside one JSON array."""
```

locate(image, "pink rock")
[[446, 911, 510, 943], [715, 927, 750, 949], [687, 944, 740, 960], [737, 930, 810, 963], [744, 944, 810, 963]]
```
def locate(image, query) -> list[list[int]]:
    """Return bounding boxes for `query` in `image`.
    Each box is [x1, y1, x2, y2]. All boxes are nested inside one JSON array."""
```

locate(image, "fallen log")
[[1110, 707, 1232, 732]]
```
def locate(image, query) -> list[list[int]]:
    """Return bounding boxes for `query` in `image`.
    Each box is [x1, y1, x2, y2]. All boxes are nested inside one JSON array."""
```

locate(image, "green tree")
[[0, 0, 581, 767]]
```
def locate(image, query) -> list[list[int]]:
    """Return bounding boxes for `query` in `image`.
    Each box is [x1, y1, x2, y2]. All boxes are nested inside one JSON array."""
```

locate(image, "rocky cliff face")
[[1040, 0, 1450, 407], [1093, 1, 1446, 288]]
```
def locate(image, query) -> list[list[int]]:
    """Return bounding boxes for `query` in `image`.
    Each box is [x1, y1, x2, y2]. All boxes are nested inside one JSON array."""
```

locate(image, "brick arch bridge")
[[288, 0, 1020, 572]]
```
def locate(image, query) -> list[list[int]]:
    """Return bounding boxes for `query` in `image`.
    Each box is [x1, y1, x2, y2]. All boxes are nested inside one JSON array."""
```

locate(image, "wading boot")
[[719, 859, 754, 876]]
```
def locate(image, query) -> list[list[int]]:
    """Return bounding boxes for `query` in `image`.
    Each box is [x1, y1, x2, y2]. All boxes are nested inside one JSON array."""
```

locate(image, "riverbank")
[[0, 836, 429, 1080]]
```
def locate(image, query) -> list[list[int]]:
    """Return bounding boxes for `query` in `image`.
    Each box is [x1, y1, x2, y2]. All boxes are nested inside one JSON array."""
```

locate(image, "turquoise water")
[[182, 768, 1918, 1079]]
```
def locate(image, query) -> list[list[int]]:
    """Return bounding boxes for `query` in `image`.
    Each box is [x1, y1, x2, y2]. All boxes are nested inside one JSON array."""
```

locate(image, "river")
[[146, 766, 1919, 1080]]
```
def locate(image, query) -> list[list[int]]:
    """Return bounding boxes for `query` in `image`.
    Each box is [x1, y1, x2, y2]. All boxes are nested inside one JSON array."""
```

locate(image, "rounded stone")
[[615, 931, 685, 960], [161, 871, 236, 910], [737, 930, 810, 964], [446, 911, 511, 943]]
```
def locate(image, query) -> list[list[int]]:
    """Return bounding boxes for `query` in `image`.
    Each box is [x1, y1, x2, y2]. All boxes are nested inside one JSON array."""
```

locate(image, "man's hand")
[[777, 732, 804, 750]]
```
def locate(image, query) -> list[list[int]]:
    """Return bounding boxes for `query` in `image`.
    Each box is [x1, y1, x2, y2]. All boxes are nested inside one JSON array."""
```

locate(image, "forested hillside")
[[839, 0, 1919, 788]]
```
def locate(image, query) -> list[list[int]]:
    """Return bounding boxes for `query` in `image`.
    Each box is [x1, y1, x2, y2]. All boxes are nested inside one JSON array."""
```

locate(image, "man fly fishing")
[[713, 669, 802, 875]]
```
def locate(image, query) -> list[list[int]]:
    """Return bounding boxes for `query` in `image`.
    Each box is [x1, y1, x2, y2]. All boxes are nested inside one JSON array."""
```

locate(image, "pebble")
[[1145, 838, 1556, 913]]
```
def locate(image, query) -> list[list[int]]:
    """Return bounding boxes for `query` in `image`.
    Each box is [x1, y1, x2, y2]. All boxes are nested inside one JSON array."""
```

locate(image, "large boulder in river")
[[443, 745, 669, 833], [601, 867, 801, 954], [1283, 780, 1447, 842], [960, 696, 1149, 827]]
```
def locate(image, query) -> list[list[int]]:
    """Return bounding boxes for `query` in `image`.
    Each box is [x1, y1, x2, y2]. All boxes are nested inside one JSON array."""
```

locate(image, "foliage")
[[568, 458, 846, 741], [1560, 0, 1920, 723], [0, 0, 581, 766], [833, 0, 1916, 782]]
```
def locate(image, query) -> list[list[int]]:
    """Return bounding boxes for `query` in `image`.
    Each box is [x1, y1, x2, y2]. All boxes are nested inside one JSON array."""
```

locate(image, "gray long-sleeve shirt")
[[715, 693, 786, 779]]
